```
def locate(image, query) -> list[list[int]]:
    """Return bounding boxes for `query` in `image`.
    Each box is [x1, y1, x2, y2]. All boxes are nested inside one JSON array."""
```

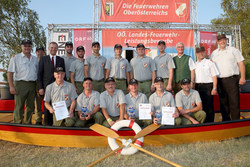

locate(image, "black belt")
[[196, 83, 212, 85], [18, 80, 36, 83], [219, 75, 239, 80]]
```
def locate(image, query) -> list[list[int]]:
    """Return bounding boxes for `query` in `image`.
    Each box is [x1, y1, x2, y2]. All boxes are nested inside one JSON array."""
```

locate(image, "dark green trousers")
[[14, 81, 36, 124]]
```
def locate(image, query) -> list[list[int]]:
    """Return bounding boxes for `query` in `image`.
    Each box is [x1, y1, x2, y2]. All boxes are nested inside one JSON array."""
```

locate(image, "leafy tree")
[[0, 0, 46, 70], [211, 0, 250, 58]]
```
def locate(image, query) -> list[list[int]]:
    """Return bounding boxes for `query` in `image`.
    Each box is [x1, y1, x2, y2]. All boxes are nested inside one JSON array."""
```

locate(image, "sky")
[[28, 0, 224, 30]]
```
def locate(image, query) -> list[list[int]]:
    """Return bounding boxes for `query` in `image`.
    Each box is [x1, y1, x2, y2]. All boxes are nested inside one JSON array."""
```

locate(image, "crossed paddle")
[[87, 123, 182, 167]]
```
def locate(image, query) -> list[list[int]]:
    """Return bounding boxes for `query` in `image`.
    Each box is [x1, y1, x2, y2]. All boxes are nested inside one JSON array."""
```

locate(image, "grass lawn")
[[0, 136, 249, 167]]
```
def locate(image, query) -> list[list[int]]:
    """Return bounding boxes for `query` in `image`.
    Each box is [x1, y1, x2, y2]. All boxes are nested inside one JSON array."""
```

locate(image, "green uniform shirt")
[[8, 52, 38, 81], [149, 91, 175, 114], [69, 59, 85, 82], [154, 53, 175, 78], [125, 92, 148, 118], [175, 89, 201, 110], [130, 55, 156, 81], [105, 57, 131, 79], [84, 54, 106, 80], [44, 81, 78, 107], [62, 55, 77, 80], [75, 90, 100, 113], [100, 89, 126, 117]]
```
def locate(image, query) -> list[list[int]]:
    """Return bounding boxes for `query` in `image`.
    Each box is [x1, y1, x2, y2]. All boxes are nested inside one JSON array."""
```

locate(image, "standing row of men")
[[7, 33, 246, 126]]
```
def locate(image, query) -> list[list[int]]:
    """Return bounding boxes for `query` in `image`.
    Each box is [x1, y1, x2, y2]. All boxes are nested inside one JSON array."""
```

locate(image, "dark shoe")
[[35, 122, 42, 125]]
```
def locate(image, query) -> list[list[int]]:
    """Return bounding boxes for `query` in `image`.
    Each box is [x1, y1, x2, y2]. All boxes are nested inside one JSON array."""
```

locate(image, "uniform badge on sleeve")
[[143, 63, 148, 68], [121, 65, 125, 70], [160, 63, 163, 68], [64, 95, 69, 101]]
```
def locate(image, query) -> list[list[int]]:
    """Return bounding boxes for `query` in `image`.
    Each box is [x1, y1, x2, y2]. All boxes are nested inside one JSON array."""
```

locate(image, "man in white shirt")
[[195, 46, 219, 122], [211, 34, 246, 121]]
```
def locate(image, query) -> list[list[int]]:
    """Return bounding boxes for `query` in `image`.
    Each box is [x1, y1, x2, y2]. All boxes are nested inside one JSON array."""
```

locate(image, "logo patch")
[[64, 95, 69, 101]]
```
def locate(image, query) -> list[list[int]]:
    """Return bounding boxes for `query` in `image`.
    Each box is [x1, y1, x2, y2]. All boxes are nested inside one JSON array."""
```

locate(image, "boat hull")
[[0, 119, 249, 148]]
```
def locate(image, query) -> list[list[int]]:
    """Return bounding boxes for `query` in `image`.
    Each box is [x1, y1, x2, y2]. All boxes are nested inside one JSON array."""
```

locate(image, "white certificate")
[[52, 101, 69, 121], [139, 103, 151, 120], [161, 107, 175, 125]]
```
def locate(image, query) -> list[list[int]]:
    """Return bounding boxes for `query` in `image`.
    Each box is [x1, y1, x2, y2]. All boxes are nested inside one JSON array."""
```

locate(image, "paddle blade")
[[134, 124, 161, 139], [90, 124, 120, 139], [86, 145, 124, 167]]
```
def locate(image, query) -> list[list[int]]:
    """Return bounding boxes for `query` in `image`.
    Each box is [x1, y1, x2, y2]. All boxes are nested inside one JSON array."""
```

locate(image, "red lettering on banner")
[[101, 0, 190, 23]]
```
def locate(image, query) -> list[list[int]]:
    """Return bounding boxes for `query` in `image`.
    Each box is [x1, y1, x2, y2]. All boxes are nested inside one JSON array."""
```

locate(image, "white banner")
[[52, 32, 70, 56]]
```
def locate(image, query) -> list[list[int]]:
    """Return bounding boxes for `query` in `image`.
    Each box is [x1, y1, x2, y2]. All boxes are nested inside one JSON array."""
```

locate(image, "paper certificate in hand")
[[52, 101, 69, 121], [161, 107, 175, 125], [139, 103, 151, 120]]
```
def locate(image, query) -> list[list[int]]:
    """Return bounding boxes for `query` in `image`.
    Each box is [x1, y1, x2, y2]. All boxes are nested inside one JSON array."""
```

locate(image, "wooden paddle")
[[89, 123, 181, 167], [86, 145, 124, 167]]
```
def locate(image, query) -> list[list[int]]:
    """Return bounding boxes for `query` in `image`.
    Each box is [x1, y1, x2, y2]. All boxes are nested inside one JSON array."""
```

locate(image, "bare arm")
[[84, 65, 89, 77], [166, 68, 174, 91], [177, 106, 199, 124], [70, 72, 77, 92], [44, 101, 54, 114], [119, 103, 125, 120], [238, 61, 246, 85], [68, 99, 76, 118], [151, 71, 156, 92], [125, 72, 130, 85], [190, 70, 195, 88], [102, 108, 115, 126], [7, 72, 16, 95], [211, 76, 218, 95], [105, 69, 110, 79]]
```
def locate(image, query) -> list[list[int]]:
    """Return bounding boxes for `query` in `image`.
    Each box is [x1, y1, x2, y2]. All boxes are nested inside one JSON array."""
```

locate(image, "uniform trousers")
[[44, 104, 53, 126], [217, 75, 240, 121], [138, 80, 152, 99], [34, 93, 43, 123], [173, 82, 182, 95], [114, 78, 127, 94], [14, 81, 36, 124], [163, 78, 169, 91], [75, 81, 84, 95], [195, 83, 214, 122], [74, 111, 105, 127], [92, 79, 105, 93], [180, 110, 206, 125]]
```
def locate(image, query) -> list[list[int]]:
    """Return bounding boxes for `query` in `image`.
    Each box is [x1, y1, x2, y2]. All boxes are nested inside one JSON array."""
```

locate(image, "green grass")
[[0, 136, 250, 167]]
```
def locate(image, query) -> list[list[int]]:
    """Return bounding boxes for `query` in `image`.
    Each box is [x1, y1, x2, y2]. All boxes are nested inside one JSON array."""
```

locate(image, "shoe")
[[35, 122, 42, 125]]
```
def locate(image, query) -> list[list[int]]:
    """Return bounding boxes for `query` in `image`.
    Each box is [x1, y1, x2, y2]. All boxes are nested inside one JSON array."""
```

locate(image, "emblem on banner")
[[105, 0, 114, 16], [175, 3, 187, 17]]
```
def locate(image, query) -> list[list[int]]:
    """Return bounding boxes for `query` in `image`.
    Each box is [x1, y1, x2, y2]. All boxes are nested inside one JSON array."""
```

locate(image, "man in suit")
[[38, 42, 65, 126]]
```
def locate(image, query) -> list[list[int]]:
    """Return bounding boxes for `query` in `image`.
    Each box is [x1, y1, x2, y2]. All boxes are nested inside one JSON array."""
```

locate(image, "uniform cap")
[[154, 77, 164, 83], [217, 34, 227, 41], [129, 78, 138, 85], [196, 47, 203, 53], [105, 77, 115, 83], [36, 46, 44, 52], [92, 41, 100, 47], [54, 67, 65, 73], [21, 39, 32, 45], [84, 77, 93, 82], [76, 46, 85, 51], [114, 44, 123, 49], [181, 78, 191, 85], [158, 40, 166, 45], [65, 41, 73, 47], [136, 43, 145, 48]]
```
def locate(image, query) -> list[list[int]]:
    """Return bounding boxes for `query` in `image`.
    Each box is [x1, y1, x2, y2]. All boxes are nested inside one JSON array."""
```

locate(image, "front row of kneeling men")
[[44, 66, 206, 127]]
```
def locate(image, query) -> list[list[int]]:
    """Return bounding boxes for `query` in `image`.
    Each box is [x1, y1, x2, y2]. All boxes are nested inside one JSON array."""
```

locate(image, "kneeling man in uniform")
[[175, 78, 206, 125], [44, 67, 78, 126], [100, 77, 126, 127]]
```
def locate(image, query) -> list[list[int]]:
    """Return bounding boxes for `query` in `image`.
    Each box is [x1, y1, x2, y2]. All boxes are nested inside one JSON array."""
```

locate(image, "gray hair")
[[176, 42, 184, 48]]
